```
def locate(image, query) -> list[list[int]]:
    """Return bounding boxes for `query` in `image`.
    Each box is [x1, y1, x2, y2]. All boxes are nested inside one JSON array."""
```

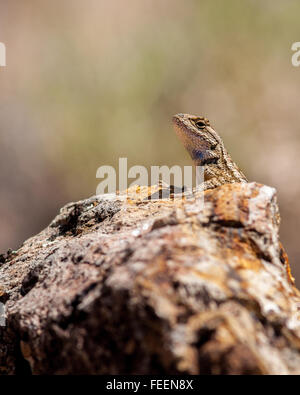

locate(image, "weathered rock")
[[0, 182, 299, 374]]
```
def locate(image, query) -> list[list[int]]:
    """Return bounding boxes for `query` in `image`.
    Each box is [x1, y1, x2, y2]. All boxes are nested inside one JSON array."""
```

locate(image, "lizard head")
[[172, 114, 220, 161], [172, 113, 210, 130], [172, 113, 211, 135], [172, 113, 248, 183]]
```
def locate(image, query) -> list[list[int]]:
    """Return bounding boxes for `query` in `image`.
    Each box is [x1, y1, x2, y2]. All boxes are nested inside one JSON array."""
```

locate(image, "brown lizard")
[[173, 114, 296, 284], [172, 113, 248, 191]]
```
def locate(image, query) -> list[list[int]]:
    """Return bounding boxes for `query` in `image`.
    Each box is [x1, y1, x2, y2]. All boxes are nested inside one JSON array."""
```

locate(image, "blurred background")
[[0, 0, 300, 284]]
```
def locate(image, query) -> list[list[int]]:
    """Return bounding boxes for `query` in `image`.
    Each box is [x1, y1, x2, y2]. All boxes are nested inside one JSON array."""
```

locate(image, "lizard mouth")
[[172, 114, 210, 139], [172, 114, 195, 130], [172, 114, 184, 124]]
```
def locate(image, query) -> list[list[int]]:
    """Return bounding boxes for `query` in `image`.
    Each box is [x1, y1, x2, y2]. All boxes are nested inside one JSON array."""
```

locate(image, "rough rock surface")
[[0, 182, 299, 375]]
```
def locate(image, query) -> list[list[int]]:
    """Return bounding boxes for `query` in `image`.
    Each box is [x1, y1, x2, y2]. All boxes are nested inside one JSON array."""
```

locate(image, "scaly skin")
[[172, 113, 247, 190]]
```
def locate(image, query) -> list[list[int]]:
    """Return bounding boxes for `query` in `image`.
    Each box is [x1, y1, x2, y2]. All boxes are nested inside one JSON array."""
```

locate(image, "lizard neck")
[[186, 125, 248, 184]]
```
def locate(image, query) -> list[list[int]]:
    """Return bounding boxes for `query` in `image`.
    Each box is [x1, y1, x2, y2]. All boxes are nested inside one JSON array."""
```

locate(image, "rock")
[[0, 182, 299, 374]]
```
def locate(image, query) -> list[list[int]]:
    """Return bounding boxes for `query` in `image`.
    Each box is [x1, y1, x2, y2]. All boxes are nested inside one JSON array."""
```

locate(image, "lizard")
[[172, 113, 248, 191], [172, 114, 296, 285]]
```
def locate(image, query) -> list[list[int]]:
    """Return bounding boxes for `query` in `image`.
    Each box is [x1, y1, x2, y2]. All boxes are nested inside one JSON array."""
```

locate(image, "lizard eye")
[[195, 120, 206, 129]]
